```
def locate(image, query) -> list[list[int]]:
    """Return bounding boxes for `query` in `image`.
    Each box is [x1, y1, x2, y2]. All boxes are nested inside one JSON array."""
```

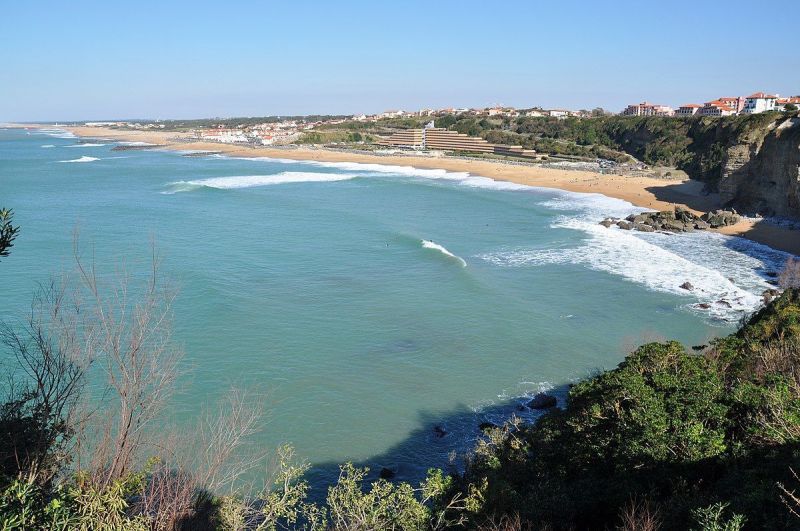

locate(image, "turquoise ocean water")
[[0, 127, 790, 489]]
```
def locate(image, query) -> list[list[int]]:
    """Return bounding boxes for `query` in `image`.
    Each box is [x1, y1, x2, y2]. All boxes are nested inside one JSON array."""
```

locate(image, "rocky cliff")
[[715, 116, 800, 218], [602, 113, 800, 218]]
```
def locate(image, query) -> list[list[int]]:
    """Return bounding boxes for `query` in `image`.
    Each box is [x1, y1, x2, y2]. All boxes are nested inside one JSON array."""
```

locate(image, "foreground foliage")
[[455, 289, 800, 529]]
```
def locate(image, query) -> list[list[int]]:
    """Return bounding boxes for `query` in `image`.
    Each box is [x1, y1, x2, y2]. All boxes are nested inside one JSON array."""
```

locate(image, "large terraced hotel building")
[[378, 125, 538, 160]]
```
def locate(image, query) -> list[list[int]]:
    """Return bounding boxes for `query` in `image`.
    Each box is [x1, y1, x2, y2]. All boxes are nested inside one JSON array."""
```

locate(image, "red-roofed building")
[[676, 104, 702, 117], [743, 92, 779, 114], [718, 97, 745, 114], [776, 97, 800, 111], [699, 100, 736, 117]]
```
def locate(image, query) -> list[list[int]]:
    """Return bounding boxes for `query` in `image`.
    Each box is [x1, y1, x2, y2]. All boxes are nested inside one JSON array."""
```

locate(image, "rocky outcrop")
[[527, 393, 557, 410], [600, 207, 739, 233]]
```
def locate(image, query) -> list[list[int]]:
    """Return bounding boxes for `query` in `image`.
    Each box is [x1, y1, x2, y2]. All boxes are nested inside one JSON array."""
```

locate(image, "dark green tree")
[[0, 208, 19, 259]]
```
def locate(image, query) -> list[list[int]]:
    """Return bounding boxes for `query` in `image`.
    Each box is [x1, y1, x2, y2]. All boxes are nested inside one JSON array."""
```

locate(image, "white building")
[[620, 102, 674, 117], [676, 104, 702, 117], [199, 128, 248, 143], [742, 92, 778, 114]]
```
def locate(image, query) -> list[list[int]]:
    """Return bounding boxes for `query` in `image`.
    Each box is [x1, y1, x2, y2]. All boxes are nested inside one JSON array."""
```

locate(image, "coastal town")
[[79, 90, 799, 151]]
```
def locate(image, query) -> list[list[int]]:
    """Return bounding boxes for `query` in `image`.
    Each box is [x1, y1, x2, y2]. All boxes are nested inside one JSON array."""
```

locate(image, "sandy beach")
[[62, 125, 800, 256]]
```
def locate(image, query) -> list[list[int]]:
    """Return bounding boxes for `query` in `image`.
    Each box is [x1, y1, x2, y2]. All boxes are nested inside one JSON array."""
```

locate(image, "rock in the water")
[[632, 223, 655, 232], [379, 467, 396, 479], [679, 282, 694, 290], [698, 303, 711, 309], [617, 220, 632, 230], [479, 422, 499, 432], [762, 288, 780, 303], [717, 300, 732, 308], [433, 426, 447, 438], [599, 219, 613, 228], [527, 393, 557, 410], [691, 344, 707, 351]]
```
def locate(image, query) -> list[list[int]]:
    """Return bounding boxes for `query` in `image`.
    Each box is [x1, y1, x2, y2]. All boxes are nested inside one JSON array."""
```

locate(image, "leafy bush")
[[456, 290, 800, 529]]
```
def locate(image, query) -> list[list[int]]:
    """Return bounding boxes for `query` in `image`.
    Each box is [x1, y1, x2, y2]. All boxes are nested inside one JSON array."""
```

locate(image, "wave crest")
[[163, 172, 358, 193], [422, 240, 467, 267], [59, 156, 99, 163]]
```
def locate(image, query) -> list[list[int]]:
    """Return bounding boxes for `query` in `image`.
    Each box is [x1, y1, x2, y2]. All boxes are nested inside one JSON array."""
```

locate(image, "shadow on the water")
[[303, 383, 573, 501]]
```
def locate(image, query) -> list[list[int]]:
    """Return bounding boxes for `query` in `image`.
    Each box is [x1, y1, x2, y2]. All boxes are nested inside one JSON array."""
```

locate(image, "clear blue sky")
[[2, 0, 798, 121]]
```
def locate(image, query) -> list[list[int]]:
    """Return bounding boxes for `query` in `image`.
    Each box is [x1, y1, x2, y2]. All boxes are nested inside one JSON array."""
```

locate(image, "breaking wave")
[[59, 156, 99, 163], [34, 128, 75, 139], [117, 141, 156, 146], [163, 172, 358, 193], [422, 240, 467, 267], [225, 156, 534, 192], [67, 143, 106, 147]]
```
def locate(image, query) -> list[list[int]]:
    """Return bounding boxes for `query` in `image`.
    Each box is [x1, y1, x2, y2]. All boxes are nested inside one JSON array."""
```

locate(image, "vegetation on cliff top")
[[1, 210, 799, 530], [316, 111, 798, 189]]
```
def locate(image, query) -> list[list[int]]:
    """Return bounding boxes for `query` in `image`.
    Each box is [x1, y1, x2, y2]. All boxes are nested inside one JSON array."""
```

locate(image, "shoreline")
[[53, 125, 800, 256]]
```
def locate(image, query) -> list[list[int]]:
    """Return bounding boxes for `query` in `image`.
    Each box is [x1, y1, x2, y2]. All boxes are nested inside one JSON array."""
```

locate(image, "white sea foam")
[[117, 141, 156, 146], [34, 128, 75, 139], [478, 190, 789, 321], [163, 172, 358, 193], [41, 144, 55, 148], [222, 155, 535, 192], [421, 240, 467, 267], [59, 156, 99, 163]]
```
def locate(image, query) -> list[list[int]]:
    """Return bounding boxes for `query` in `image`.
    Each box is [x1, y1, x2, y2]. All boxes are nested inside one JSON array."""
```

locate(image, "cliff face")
[[716, 117, 800, 218], [602, 114, 800, 219]]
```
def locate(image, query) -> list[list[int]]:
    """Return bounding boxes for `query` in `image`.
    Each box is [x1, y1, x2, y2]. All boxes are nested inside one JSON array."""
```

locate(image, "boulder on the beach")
[[527, 393, 557, 410], [702, 209, 740, 228], [602, 207, 740, 234], [680, 282, 694, 291], [694, 220, 711, 230], [675, 208, 697, 222], [664, 220, 688, 232]]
